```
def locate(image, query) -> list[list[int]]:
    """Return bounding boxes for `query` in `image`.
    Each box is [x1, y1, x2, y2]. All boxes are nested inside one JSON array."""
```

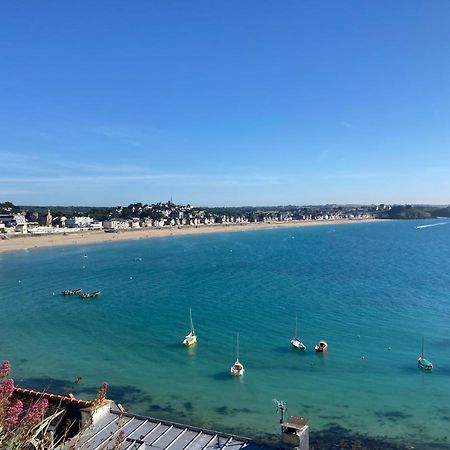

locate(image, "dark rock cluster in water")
[[17, 377, 450, 449], [18, 376, 79, 395], [374, 410, 413, 421], [310, 423, 449, 450], [214, 406, 254, 416]]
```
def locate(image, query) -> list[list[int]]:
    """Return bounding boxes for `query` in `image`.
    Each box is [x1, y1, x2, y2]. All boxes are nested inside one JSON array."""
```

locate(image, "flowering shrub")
[[93, 382, 108, 406], [0, 362, 122, 449], [0, 360, 62, 449]]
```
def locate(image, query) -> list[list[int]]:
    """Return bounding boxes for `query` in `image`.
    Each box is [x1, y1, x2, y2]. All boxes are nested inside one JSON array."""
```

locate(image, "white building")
[[67, 216, 94, 228], [89, 221, 103, 230], [103, 219, 130, 230], [0, 214, 27, 233]]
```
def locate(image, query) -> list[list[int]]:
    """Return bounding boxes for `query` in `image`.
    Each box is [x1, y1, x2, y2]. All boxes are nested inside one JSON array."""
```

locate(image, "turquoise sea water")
[[1, 220, 450, 448]]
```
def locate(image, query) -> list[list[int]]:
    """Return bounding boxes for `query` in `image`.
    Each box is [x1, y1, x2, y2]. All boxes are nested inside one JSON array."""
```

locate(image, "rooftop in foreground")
[[12, 385, 307, 450], [63, 407, 272, 450]]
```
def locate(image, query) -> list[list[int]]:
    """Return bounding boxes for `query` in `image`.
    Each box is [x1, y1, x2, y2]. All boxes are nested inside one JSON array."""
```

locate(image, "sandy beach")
[[0, 218, 383, 254]]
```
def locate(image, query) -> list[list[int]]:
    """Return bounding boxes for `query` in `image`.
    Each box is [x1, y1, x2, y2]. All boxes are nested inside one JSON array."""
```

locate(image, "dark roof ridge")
[[13, 386, 95, 408]]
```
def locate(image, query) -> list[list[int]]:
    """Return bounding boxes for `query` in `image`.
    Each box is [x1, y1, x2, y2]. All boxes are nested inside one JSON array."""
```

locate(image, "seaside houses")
[[130, 218, 141, 228], [67, 216, 94, 228], [0, 200, 383, 238], [89, 220, 103, 230], [0, 213, 28, 234], [65, 215, 103, 230], [143, 217, 155, 228], [103, 219, 130, 230]]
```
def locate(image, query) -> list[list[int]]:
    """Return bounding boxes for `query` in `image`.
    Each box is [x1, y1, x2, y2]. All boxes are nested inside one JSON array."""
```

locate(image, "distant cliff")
[[379, 205, 450, 220]]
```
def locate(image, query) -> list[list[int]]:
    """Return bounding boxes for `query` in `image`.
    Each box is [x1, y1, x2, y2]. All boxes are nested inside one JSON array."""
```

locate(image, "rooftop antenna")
[[273, 399, 287, 423]]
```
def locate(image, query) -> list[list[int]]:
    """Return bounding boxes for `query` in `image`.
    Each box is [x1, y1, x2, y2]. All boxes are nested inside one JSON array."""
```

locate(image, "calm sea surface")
[[1, 220, 450, 448]]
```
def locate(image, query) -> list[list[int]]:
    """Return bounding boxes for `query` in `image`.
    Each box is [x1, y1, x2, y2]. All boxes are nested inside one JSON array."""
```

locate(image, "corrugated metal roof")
[[64, 409, 270, 450]]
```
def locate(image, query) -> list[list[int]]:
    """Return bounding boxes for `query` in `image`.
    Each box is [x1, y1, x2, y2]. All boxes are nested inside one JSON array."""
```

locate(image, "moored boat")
[[418, 337, 433, 371], [418, 356, 433, 371], [80, 291, 101, 299], [291, 338, 306, 350], [290, 312, 306, 350], [230, 333, 245, 376], [314, 340, 328, 352], [182, 308, 197, 346], [62, 288, 82, 296]]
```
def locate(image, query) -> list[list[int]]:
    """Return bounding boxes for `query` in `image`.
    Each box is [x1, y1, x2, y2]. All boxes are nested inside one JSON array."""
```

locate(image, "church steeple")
[[46, 209, 53, 227]]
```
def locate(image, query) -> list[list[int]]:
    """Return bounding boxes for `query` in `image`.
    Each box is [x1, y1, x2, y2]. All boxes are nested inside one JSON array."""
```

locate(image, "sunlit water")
[[1, 220, 450, 448]]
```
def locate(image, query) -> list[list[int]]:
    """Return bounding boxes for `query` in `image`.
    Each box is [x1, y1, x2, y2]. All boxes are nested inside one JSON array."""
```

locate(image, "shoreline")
[[0, 218, 384, 254]]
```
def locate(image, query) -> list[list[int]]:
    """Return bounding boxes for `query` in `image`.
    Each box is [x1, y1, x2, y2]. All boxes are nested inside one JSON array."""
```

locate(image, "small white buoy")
[[129, 276, 133, 280], [52, 292, 55, 296], [82, 266, 86, 269], [18, 280, 21, 283]]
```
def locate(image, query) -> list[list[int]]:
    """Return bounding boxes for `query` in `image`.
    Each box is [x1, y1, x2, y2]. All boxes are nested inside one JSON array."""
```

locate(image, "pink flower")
[[3, 400, 23, 431], [0, 360, 10, 378], [24, 399, 48, 424], [0, 378, 15, 399]]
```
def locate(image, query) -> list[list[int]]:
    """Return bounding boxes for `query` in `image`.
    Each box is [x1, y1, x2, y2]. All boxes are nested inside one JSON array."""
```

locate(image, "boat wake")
[[416, 222, 449, 229]]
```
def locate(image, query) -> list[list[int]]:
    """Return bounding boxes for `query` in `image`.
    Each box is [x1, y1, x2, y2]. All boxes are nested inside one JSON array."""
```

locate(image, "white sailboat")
[[290, 312, 306, 350], [182, 308, 197, 347], [230, 333, 245, 376]]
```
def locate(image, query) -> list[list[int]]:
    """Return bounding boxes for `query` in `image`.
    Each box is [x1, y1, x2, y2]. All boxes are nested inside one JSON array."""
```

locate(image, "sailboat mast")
[[190, 308, 195, 334], [421, 336, 424, 358], [236, 333, 240, 361], [294, 312, 298, 338]]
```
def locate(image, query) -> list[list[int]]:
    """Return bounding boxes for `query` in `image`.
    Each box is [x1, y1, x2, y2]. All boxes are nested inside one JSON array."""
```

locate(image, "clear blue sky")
[[1, 1, 449, 206]]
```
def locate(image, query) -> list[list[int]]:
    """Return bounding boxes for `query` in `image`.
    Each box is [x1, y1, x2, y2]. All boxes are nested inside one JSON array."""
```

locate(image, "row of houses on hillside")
[[1, 202, 382, 236]]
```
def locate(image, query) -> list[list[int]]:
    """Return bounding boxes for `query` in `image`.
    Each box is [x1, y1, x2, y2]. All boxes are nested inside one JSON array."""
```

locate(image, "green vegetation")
[[1, 201, 449, 222], [380, 205, 450, 220]]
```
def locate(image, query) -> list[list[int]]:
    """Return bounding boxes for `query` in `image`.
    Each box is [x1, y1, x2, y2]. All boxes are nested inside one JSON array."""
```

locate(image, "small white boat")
[[291, 338, 306, 350], [230, 333, 244, 376], [314, 340, 328, 352], [182, 308, 197, 347], [80, 290, 101, 299], [290, 313, 306, 350]]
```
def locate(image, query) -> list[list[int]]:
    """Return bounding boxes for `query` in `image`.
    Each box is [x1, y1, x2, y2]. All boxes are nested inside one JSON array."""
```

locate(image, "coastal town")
[[0, 201, 385, 236]]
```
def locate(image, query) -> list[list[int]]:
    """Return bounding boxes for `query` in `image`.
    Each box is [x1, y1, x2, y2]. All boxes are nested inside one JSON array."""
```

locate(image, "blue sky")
[[1, 1, 450, 206]]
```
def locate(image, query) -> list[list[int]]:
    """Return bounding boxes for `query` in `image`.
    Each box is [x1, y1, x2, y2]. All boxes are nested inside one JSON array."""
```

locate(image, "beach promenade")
[[0, 218, 382, 254]]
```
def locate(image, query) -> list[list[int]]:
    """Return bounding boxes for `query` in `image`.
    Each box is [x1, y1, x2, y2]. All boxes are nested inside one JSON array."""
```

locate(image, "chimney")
[[280, 416, 309, 450]]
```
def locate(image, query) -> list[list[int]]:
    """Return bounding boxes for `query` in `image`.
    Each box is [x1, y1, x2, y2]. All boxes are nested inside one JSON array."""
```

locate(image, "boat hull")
[[230, 361, 244, 376], [418, 357, 433, 371], [182, 333, 197, 346], [62, 289, 82, 296], [315, 341, 328, 352], [80, 291, 101, 299], [291, 339, 306, 350]]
